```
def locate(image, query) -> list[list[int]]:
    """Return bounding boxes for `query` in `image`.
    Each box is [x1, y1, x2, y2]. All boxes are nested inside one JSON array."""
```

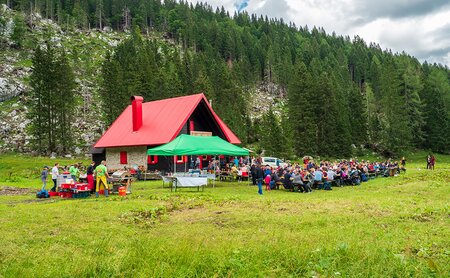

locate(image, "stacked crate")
[[72, 183, 90, 198], [58, 182, 91, 199], [59, 183, 75, 198]]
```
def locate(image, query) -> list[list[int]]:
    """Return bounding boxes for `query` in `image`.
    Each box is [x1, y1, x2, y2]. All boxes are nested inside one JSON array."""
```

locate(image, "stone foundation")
[[105, 146, 147, 171]]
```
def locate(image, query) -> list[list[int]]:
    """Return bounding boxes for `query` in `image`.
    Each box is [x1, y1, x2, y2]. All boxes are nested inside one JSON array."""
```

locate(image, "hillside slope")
[[1, 2, 449, 157]]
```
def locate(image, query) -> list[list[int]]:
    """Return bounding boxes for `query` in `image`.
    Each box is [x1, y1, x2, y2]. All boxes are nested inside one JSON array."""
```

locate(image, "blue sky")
[[187, 0, 450, 67]]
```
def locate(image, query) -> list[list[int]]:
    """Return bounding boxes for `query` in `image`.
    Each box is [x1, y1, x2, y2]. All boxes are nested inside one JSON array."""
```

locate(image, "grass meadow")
[[0, 152, 449, 277]]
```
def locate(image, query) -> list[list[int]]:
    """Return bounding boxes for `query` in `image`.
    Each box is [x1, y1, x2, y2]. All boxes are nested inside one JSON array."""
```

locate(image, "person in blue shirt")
[[264, 166, 272, 177], [314, 168, 323, 182], [41, 166, 49, 190], [313, 168, 323, 189]]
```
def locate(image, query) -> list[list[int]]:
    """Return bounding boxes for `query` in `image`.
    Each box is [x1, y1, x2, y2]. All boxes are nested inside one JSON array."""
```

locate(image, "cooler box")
[[57, 174, 73, 186]]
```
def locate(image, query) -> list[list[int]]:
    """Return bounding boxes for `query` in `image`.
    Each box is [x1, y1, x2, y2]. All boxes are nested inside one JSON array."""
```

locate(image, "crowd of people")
[[39, 154, 436, 197], [213, 156, 408, 195], [40, 161, 110, 197]]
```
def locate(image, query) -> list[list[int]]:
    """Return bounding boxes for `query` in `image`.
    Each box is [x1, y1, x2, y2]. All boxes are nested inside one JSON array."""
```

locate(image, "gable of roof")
[[94, 93, 240, 148]]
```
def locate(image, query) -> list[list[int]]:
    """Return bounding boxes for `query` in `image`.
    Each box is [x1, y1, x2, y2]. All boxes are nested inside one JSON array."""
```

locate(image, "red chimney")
[[130, 96, 143, 132]]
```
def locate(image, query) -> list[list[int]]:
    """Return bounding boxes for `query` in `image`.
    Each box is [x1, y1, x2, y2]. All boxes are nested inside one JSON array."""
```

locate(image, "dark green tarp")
[[147, 134, 248, 156]]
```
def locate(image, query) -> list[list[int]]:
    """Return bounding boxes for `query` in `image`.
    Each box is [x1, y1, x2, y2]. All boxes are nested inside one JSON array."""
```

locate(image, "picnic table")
[[162, 176, 207, 192], [219, 171, 234, 182]]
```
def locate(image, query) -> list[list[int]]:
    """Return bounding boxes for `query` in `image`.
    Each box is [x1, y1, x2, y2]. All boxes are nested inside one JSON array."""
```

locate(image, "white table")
[[169, 177, 207, 191]]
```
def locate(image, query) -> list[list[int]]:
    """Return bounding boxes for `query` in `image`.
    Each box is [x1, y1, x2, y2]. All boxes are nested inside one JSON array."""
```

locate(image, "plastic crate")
[[59, 192, 73, 198], [75, 183, 89, 191], [60, 183, 76, 189], [73, 192, 90, 199], [49, 191, 59, 197]]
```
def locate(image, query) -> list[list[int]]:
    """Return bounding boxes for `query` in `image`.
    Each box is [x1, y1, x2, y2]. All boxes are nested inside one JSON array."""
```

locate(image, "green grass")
[[0, 153, 449, 277], [0, 153, 90, 187]]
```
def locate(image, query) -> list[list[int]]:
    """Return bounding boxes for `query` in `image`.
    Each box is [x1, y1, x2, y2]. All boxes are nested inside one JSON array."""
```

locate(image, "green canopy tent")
[[147, 134, 249, 156], [147, 135, 249, 183]]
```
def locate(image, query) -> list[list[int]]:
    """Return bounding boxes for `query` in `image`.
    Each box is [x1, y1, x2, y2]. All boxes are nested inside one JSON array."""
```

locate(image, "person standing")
[[426, 155, 431, 169], [41, 166, 49, 190], [86, 161, 95, 192], [69, 163, 79, 183], [50, 163, 59, 192], [250, 164, 256, 185], [401, 157, 406, 167], [255, 164, 264, 195], [195, 156, 201, 169], [430, 155, 436, 170], [264, 174, 271, 191], [95, 160, 110, 197]]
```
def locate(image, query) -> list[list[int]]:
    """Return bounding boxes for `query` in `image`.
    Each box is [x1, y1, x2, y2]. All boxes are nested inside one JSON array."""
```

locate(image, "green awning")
[[147, 134, 249, 156]]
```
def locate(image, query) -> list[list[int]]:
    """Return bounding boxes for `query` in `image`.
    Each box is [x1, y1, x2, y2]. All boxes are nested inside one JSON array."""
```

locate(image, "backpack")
[[36, 189, 50, 198]]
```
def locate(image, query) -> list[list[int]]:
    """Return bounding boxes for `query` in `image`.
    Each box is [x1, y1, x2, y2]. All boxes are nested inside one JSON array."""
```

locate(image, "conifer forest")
[[1, 0, 449, 157]]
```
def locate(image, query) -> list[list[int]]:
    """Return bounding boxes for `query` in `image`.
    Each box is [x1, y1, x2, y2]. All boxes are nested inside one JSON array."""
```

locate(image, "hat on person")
[[43, 166, 49, 169]]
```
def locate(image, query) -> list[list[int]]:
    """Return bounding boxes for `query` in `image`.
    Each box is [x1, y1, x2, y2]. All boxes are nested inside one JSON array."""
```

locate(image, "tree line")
[[13, 0, 449, 156]]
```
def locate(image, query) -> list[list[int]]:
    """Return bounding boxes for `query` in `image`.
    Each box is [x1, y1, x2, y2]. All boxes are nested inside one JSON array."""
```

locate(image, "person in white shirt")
[[327, 168, 335, 182], [50, 163, 59, 192]]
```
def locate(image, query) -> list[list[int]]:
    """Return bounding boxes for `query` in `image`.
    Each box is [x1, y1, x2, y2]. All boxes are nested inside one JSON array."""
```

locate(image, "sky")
[[186, 0, 450, 67]]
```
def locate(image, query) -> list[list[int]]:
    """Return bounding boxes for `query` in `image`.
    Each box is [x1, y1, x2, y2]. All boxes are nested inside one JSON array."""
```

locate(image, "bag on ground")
[[36, 189, 50, 198]]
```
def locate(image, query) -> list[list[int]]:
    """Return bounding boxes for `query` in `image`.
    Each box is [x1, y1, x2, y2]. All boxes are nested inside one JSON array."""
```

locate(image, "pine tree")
[[28, 42, 76, 154], [378, 60, 412, 154], [11, 13, 27, 48], [397, 57, 425, 146], [259, 109, 283, 157], [53, 50, 76, 152], [421, 68, 450, 152], [287, 61, 317, 156], [314, 71, 340, 156]]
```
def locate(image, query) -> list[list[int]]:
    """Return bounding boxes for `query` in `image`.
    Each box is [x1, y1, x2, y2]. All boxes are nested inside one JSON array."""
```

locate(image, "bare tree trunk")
[[30, 2, 33, 30]]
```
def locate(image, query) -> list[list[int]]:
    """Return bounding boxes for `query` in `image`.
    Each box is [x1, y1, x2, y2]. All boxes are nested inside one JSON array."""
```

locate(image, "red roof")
[[94, 93, 241, 148]]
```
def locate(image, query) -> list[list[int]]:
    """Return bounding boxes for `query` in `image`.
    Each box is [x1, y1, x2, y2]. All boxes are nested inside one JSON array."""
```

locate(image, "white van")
[[261, 157, 287, 168]]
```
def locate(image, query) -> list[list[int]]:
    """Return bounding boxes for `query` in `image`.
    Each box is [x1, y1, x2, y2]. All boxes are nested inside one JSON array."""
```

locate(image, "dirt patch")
[[0, 186, 34, 196], [7, 198, 55, 206]]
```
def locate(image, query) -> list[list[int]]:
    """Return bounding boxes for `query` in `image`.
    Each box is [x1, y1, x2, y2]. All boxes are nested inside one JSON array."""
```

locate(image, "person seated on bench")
[[282, 170, 293, 191], [334, 167, 342, 186], [313, 168, 323, 189], [349, 167, 361, 185], [301, 169, 313, 193], [271, 171, 282, 190], [291, 170, 304, 192], [324, 167, 334, 190], [343, 167, 354, 185], [231, 164, 239, 180]]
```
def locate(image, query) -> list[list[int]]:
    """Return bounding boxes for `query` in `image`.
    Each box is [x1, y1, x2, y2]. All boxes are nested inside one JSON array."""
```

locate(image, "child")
[[265, 174, 271, 191], [41, 166, 49, 190]]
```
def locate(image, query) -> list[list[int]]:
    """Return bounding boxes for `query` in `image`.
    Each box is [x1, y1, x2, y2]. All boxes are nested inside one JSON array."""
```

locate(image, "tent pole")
[[213, 155, 216, 188]]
